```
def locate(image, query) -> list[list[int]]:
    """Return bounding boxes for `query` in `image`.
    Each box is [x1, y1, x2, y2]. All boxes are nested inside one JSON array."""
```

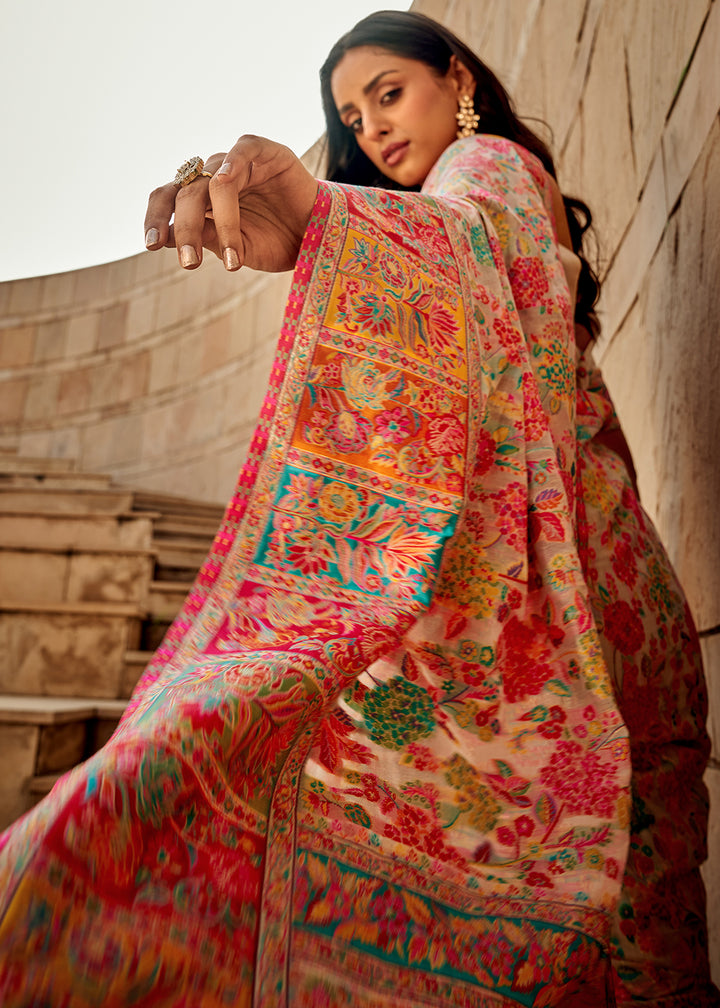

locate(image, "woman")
[[0, 10, 713, 1007]]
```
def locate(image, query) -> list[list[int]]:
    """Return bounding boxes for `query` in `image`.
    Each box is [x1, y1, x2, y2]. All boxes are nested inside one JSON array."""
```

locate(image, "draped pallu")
[[0, 138, 630, 1007]]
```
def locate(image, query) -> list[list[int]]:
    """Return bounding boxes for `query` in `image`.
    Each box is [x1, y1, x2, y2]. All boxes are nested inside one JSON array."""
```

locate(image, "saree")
[[576, 356, 718, 1007], [0, 137, 631, 1006]]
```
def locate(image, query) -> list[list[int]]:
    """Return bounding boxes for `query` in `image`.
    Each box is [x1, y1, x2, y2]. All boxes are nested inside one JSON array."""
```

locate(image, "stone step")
[[151, 517, 220, 541], [0, 486, 135, 515], [0, 546, 155, 607], [155, 540, 208, 581], [0, 510, 157, 551], [0, 602, 143, 698], [0, 695, 127, 829], [0, 456, 78, 475], [122, 650, 152, 697], [28, 772, 63, 801], [142, 618, 172, 653], [132, 490, 225, 522], [149, 580, 191, 621], [0, 470, 114, 491]]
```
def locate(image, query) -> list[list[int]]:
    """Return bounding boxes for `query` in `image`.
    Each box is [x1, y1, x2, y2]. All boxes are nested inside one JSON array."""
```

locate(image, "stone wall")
[[0, 0, 717, 977]]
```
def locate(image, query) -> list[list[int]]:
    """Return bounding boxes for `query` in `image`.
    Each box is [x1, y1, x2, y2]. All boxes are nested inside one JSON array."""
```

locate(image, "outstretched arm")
[[144, 136, 319, 273]]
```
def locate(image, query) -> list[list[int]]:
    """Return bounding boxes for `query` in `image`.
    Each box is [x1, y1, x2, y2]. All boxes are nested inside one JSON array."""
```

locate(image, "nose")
[[362, 108, 390, 143]]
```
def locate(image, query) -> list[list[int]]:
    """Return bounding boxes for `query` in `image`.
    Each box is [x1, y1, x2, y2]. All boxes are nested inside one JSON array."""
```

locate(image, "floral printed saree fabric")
[[576, 358, 717, 1007], [0, 138, 632, 1006]]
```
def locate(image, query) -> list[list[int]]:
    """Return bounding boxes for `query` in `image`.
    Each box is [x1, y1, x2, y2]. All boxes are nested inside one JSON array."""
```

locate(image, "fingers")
[[144, 153, 227, 269], [208, 151, 253, 272], [171, 180, 213, 268], [144, 183, 177, 251]]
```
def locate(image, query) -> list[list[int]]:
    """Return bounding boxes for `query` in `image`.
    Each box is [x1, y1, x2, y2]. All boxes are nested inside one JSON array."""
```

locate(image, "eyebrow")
[[337, 70, 398, 117]]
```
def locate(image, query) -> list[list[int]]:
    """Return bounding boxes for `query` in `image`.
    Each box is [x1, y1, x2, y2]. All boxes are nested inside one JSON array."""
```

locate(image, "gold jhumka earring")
[[456, 94, 480, 138]]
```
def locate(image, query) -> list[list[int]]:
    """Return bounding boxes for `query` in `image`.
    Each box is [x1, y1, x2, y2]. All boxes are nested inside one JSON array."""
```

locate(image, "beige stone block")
[[0, 377, 29, 425], [141, 402, 175, 459], [701, 763, 720, 984], [35, 720, 87, 774], [201, 315, 233, 375], [0, 281, 11, 317], [19, 427, 81, 465], [560, 0, 638, 256], [97, 302, 129, 351], [254, 274, 292, 342], [599, 146, 667, 340], [86, 360, 118, 411], [662, 0, 720, 212], [148, 339, 179, 395], [41, 271, 77, 310], [703, 634, 720, 764], [57, 367, 93, 416], [23, 373, 61, 423], [183, 383, 226, 445], [126, 290, 158, 341], [0, 723, 38, 830], [0, 326, 35, 368], [0, 551, 68, 605], [86, 353, 149, 411], [66, 552, 153, 606], [0, 608, 140, 697], [512, 0, 589, 134], [625, 0, 708, 184], [8, 276, 43, 315], [136, 246, 175, 283], [105, 256, 138, 294], [226, 301, 257, 359], [74, 264, 109, 304], [65, 312, 100, 358], [82, 414, 143, 470], [0, 513, 153, 552], [155, 280, 191, 331], [15, 431, 53, 460], [174, 328, 205, 387], [120, 651, 148, 698], [649, 136, 719, 625], [200, 260, 248, 312], [114, 350, 150, 405], [34, 319, 68, 363], [0, 485, 134, 516]]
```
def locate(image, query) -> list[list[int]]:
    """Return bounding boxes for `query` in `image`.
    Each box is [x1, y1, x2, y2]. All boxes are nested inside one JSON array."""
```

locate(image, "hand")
[[144, 136, 319, 273]]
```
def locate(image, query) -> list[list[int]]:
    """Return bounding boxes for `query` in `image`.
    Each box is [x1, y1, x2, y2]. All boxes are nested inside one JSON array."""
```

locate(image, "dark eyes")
[[346, 87, 402, 135]]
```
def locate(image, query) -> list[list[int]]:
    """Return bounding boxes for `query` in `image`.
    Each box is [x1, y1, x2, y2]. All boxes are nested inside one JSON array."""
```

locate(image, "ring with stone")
[[173, 156, 213, 187]]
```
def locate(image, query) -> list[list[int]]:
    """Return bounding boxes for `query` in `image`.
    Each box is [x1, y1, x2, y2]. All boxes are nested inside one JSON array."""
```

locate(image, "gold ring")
[[173, 156, 213, 187]]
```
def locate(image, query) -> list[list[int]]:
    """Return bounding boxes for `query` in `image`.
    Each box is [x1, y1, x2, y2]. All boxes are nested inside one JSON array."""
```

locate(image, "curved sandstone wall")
[[0, 249, 292, 505], [1, 0, 718, 974]]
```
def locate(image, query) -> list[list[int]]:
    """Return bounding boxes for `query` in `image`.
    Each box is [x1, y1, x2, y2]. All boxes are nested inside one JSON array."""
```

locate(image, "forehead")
[[330, 46, 430, 106]]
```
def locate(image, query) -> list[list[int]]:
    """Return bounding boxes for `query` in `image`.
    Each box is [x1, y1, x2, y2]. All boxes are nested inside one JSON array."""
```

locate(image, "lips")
[[382, 141, 409, 167]]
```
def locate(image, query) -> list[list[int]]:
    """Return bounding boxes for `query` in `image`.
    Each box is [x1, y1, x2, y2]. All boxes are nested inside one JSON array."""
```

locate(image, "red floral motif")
[[426, 413, 465, 456], [540, 740, 618, 817], [473, 428, 497, 476], [602, 599, 645, 654], [498, 616, 555, 703], [508, 255, 550, 309]]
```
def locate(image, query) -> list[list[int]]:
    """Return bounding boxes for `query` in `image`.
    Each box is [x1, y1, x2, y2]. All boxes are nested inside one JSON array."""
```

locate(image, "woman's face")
[[331, 46, 475, 188]]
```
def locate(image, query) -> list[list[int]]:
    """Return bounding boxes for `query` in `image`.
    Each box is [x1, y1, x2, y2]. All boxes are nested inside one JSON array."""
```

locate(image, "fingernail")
[[145, 228, 159, 248], [223, 247, 240, 271], [218, 162, 232, 175], [180, 245, 199, 268]]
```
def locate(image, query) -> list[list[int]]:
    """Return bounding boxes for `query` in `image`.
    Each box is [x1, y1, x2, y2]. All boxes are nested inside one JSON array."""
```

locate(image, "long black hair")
[[320, 10, 600, 334]]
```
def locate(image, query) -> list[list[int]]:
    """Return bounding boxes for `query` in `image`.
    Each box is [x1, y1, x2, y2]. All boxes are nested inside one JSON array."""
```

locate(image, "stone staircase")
[[0, 456, 223, 829]]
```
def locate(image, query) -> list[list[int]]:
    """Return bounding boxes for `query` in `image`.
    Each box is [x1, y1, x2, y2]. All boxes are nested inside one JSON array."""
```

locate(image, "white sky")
[[0, 0, 409, 282]]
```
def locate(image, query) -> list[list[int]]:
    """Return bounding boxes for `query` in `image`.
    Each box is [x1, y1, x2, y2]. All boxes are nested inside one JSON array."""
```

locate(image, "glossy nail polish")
[[223, 248, 240, 271], [145, 228, 160, 248], [180, 245, 199, 268]]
